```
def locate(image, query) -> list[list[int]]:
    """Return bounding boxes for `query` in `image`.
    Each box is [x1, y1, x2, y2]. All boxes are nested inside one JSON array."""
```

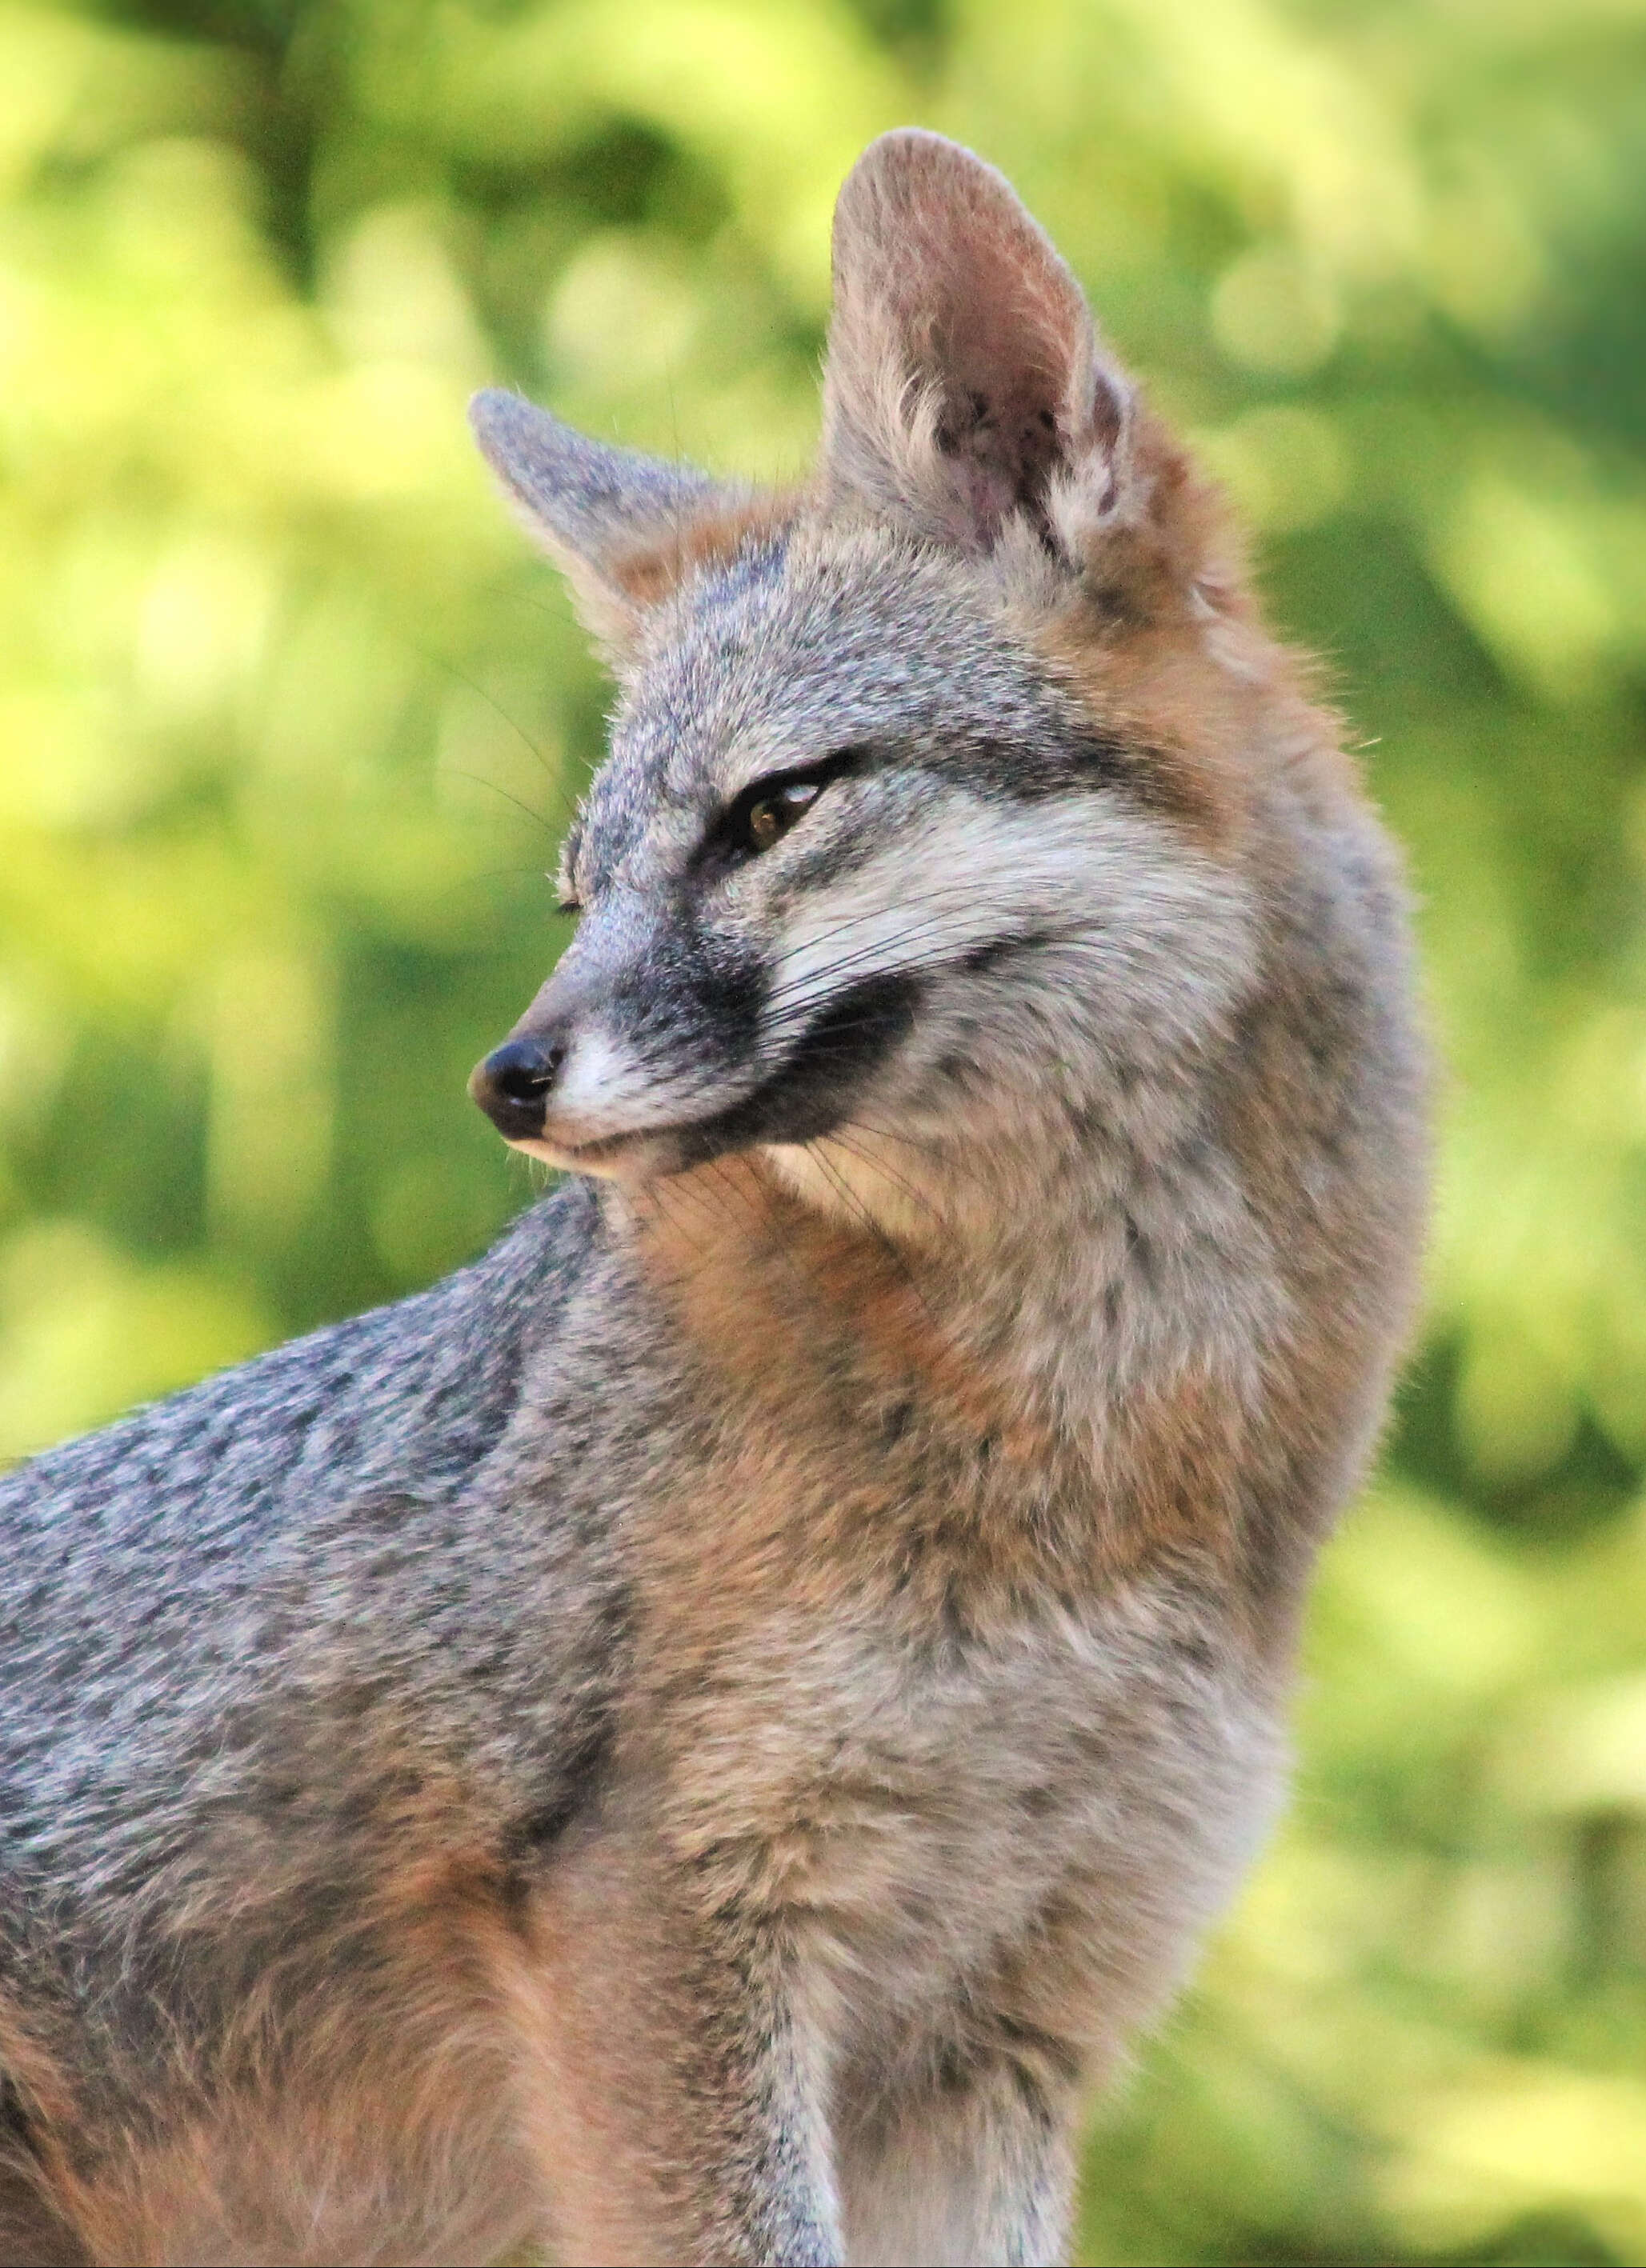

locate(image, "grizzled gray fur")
[[0, 130, 1427, 2266]]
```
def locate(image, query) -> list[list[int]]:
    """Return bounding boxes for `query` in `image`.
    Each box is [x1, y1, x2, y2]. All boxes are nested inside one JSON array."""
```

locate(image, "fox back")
[[0, 131, 1426, 2266]]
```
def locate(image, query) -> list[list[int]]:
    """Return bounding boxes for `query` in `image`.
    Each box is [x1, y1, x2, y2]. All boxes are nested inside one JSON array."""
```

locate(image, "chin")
[[505, 1126, 691, 1182]]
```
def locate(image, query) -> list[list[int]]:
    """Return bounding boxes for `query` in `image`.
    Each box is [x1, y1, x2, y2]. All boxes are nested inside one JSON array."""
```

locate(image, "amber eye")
[[711, 750, 865, 870], [741, 778, 823, 854]]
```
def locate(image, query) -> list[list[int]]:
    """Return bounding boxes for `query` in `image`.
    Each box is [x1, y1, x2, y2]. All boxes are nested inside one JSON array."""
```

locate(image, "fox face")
[[470, 132, 1270, 1226]]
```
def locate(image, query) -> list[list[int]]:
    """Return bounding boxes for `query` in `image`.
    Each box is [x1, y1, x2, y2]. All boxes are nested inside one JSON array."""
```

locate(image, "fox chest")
[[649, 1579, 1280, 2050], [617, 1330, 1283, 2046]]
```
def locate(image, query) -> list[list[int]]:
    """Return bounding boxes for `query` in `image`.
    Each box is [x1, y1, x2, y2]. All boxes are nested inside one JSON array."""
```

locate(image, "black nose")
[[468, 1034, 566, 1140]]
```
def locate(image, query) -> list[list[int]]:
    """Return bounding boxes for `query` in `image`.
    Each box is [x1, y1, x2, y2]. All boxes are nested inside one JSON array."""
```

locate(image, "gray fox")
[[0, 130, 1427, 2266]]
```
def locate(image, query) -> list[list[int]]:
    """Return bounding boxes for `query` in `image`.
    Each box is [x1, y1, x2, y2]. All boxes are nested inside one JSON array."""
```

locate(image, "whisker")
[[820, 1130, 953, 1237], [418, 644, 578, 812], [759, 909, 1085, 1030], [834, 1110, 1007, 1194], [644, 1173, 715, 1274], [803, 1140, 939, 1333], [440, 768, 560, 840]]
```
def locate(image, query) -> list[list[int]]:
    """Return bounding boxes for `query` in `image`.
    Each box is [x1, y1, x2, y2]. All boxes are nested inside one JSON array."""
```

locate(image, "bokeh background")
[[3, 0, 1645, 2257]]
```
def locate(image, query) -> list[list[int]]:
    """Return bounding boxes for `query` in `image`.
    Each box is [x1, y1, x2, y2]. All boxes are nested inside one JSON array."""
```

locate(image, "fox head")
[[469, 130, 1297, 1238]]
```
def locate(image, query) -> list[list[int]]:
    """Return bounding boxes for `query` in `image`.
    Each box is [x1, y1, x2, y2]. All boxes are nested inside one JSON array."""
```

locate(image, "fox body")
[[0, 133, 1426, 2266]]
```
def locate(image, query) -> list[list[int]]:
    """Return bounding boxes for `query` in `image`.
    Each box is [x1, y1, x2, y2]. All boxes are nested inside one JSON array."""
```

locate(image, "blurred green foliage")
[[2, 0, 1645, 2258]]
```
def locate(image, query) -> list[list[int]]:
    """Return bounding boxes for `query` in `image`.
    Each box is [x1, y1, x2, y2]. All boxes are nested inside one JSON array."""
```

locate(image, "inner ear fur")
[[821, 130, 1134, 555]]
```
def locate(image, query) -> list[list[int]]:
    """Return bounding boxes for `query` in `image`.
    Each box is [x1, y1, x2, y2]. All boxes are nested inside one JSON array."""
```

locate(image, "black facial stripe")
[[962, 930, 1052, 974], [578, 722, 1170, 910], [900, 730, 1135, 805], [673, 970, 921, 1162]]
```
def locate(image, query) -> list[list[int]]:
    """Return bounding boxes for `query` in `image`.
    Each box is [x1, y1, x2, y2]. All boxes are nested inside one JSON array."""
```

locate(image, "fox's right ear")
[[469, 390, 746, 660]]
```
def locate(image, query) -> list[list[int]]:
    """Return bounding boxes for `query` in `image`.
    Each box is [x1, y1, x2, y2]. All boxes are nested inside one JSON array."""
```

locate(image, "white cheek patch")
[[767, 795, 1253, 1035], [545, 1022, 739, 1142], [548, 1026, 631, 1122]]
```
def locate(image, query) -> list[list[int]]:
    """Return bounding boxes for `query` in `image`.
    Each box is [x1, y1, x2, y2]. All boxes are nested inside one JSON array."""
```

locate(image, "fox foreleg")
[[508, 1819, 840, 2266], [837, 2051, 1075, 2268]]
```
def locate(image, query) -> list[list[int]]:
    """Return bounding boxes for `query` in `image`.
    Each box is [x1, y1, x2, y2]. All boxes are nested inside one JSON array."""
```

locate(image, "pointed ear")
[[470, 390, 748, 657], [821, 130, 1131, 557]]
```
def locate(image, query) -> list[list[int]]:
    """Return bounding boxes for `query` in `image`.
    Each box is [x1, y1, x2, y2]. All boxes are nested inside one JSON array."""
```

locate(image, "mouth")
[[475, 968, 923, 1182], [501, 1087, 847, 1186], [501, 1125, 671, 1179]]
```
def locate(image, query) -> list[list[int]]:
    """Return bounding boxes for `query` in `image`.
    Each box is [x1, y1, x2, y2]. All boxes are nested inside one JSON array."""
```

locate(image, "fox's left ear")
[[822, 130, 1134, 560], [470, 390, 751, 659]]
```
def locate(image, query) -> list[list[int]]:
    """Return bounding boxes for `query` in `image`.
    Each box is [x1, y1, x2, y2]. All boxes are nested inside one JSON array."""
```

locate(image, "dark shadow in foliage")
[[1388, 1334, 1640, 1545]]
